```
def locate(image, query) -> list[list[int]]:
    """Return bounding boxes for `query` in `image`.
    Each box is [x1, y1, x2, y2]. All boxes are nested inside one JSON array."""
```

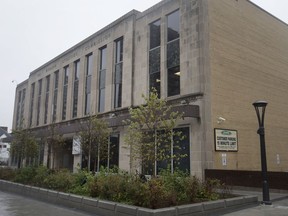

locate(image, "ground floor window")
[[142, 127, 190, 175], [81, 134, 119, 171]]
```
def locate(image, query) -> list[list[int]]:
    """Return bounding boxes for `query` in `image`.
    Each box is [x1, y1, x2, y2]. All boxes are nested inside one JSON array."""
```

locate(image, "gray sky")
[[0, 0, 287, 132]]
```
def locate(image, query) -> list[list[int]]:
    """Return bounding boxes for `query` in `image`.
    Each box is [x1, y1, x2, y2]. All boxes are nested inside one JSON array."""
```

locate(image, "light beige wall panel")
[[208, 0, 288, 171]]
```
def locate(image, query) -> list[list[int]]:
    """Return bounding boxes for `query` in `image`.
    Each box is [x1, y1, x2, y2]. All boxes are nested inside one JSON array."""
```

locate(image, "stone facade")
[[12, 0, 288, 178]]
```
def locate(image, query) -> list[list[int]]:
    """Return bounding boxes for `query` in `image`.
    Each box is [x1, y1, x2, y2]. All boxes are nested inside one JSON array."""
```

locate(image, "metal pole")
[[257, 126, 271, 205]]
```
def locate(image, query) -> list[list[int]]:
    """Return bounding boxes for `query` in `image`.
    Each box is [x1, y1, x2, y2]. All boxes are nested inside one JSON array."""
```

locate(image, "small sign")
[[222, 153, 227, 166], [72, 136, 81, 155], [214, 129, 238, 151]]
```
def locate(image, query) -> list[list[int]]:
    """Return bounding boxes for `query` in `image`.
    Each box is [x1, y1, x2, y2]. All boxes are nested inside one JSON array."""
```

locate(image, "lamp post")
[[252, 100, 271, 205]]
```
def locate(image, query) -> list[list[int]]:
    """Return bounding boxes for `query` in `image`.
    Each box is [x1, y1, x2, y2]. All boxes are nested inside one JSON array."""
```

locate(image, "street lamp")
[[252, 100, 271, 205]]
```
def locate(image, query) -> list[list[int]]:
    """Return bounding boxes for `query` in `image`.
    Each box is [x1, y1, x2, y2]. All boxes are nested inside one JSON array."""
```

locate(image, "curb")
[[0, 180, 258, 216]]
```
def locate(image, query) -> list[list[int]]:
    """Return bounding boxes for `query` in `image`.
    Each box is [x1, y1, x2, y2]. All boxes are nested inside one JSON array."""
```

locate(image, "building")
[[0, 127, 11, 165], [12, 0, 288, 180]]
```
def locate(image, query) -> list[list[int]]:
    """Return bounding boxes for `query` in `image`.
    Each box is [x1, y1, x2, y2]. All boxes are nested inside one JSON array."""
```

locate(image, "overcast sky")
[[0, 0, 287, 132]]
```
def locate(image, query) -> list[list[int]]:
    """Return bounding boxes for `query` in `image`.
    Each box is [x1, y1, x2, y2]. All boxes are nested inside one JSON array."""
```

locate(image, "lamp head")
[[253, 101, 268, 108], [253, 100, 268, 127]]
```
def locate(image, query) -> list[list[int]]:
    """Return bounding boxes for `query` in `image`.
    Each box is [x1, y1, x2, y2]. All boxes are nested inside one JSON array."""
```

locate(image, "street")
[[0, 191, 94, 216]]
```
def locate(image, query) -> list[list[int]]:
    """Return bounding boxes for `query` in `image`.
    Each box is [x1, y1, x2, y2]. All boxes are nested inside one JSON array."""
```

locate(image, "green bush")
[[33, 166, 50, 186], [69, 169, 94, 196], [14, 166, 36, 184], [0, 167, 16, 181], [42, 169, 74, 191], [0, 166, 228, 209]]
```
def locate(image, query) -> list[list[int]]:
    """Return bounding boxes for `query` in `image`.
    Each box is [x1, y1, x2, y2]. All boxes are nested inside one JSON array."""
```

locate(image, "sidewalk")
[[221, 189, 288, 216]]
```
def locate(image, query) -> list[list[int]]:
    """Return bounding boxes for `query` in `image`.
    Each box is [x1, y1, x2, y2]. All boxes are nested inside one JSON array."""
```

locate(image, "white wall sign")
[[214, 129, 238, 152], [72, 136, 81, 155]]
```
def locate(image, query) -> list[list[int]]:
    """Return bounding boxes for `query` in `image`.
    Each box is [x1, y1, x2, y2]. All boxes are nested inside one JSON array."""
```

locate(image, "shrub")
[[42, 169, 74, 191], [69, 169, 94, 196], [89, 170, 131, 203], [0, 167, 16, 181], [33, 166, 50, 186], [14, 166, 36, 184], [0, 165, 229, 209]]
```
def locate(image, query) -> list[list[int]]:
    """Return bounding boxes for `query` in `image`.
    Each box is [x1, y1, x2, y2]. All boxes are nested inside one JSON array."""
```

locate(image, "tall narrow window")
[[114, 38, 123, 108], [167, 10, 180, 97], [98, 46, 106, 113], [20, 89, 26, 125], [149, 19, 161, 96], [29, 83, 35, 127], [173, 127, 190, 172], [99, 134, 120, 169], [72, 60, 80, 118], [109, 134, 119, 168], [62, 66, 69, 120], [16, 91, 22, 127], [85, 54, 93, 115], [36, 79, 42, 126], [44, 75, 50, 124], [52, 71, 59, 122]]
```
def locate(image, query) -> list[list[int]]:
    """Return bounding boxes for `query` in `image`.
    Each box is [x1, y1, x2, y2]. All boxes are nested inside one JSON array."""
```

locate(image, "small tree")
[[11, 125, 39, 168], [125, 89, 184, 177], [45, 122, 65, 169], [79, 115, 111, 172]]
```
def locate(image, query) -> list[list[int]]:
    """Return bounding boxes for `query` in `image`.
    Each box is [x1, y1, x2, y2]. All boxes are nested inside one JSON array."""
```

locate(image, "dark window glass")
[[168, 66, 180, 96], [167, 10, 180, 42], [74, 60, 80, 80], [149, 20, 161, 96], [100, 47, 107, 70], [52, 90, 58, 122], [99, 47, 106, 113], [149, 72, 160, 95], [62, 66, 69, 120], [114, 84, 122, 108], [99, 70, 106, 89], [143, 127, 190, 175], [86, 75, 91, 94], [167, 40, 180, 69], [167, 10, 180, 97], [109, 134, 119, 168], [29, 83, 35, 126], [36, 79, 42, 126], [73, 60, 80, 118], [85, 54, 93, 115], [54, 71, 59, 89], [150, 19, 161, 49], [99, 89, 105, 113], [173, 127, 190, 173], [52, 71, 59, 122], [16, 91, 22, 127], [44, 75, 50, 124], [21, 89, 26, 122], [149, 47, 160, 74], [85, 93, 91, 115], [86, 54, 93, 75], [115, 63, 122, 84], [114, 38, 123, 108], [115, 39, 123, 63]]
